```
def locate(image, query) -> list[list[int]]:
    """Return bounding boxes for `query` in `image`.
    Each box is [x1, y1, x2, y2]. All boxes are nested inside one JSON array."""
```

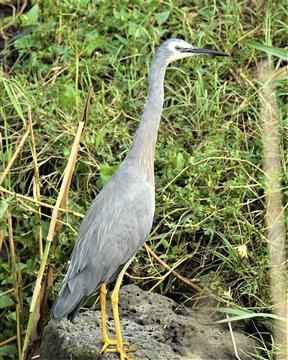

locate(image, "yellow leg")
[[101, 257, 134, 360], [99, 283, 117, 353]]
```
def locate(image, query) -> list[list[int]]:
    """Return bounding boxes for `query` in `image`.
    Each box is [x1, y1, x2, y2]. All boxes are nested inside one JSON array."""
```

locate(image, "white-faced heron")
[[51, 38, 228, 360]]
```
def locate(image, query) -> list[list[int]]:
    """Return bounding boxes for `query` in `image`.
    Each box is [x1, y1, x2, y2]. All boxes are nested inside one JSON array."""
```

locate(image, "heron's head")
[[157, 38, 228, 63]]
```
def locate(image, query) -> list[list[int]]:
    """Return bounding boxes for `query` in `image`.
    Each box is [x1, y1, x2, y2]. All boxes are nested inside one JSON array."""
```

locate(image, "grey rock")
[[41, 285, 257, 360]]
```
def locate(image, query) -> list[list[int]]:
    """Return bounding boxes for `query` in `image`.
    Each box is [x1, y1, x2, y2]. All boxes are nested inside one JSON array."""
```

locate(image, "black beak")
[[182, 47, 229, 57]]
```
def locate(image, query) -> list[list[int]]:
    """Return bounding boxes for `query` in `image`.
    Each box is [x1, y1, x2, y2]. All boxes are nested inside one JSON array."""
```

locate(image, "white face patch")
[[166, 41, 179, 52], [166, 39, 195, 53], [160, 39, 199, 64]]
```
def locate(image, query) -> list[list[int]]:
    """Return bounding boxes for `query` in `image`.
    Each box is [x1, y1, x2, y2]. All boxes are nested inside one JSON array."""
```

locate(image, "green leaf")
[[95, 128, 108, 149], [21, 4, 39, 27], [172, 245, 181, 255], [80, 31, 108, 56], [128, 22, 139, 37], [155, 10, 170, 25], [63, 147, 71, 158], [160, 238, 170, 249], [208, 307, 286, 322], [208, 307, 251, 316], [6, 311, 16, 321], [14, 35, 35, 52], [246, 41, 288, 59], [176, 152, 184, 171], [61, 84, 76, 107], [0, 199, 10, 219], [98, 163, 118, 186], [73, 0, 89, 9], [215, 312, 285, 323], [0, 344, 17, 357], [0, 295, 14, 309]]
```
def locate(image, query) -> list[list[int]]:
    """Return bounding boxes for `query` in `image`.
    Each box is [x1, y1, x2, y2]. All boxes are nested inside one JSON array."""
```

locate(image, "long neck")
[[125, 57, 168, 185]]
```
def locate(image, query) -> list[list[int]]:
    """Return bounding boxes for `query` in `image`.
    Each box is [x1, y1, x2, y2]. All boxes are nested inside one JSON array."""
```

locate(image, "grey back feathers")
[[51, 168, 154, 320]]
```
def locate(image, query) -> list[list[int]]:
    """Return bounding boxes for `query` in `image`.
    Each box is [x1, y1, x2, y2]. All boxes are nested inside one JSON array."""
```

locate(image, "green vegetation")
[[0, 1, 287, 359]]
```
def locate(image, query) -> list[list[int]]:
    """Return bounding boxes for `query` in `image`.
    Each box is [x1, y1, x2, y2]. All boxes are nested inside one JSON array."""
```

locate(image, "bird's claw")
[[103, 348, 132, 360], [100, 338, 133, 359]]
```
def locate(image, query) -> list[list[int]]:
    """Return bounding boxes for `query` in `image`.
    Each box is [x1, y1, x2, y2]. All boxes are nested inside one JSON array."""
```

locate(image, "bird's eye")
[[175, 46, 182, 51]]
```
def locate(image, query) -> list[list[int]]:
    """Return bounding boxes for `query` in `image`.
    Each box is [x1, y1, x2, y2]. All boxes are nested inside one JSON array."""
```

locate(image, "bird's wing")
[[61, 174, 155, 296]]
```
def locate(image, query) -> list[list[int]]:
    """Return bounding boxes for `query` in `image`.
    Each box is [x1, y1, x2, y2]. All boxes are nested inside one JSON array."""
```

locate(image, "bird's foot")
[[100, 337, 116, 353], [104, 347, 133, 360], [100, 338, 133, 360]]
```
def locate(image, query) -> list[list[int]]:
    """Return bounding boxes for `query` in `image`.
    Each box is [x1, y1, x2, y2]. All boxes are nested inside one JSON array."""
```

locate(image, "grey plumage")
[[52, 167, 154, 320], [51, 39, 228, 321]]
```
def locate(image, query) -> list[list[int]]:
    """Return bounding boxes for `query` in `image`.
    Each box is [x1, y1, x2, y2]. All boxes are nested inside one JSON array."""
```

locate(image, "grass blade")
[[246, 41, 288, 59]]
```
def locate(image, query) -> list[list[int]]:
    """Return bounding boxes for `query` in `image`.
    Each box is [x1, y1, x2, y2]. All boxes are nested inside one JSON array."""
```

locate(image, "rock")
[[41, 285, 257, 360]]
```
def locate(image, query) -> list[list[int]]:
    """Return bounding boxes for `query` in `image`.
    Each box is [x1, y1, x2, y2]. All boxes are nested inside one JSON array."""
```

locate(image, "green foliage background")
[[0, 1, 287, 358]]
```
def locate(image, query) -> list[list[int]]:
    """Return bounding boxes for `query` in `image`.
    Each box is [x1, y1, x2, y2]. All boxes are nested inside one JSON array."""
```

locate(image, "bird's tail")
[[51, 279, 84, 321]]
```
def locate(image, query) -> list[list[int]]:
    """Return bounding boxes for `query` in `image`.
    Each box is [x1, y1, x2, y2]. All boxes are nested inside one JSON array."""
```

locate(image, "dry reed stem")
[[0, 185, 84, 218], [21, 121, 85, 358], [144, 243, 203, 293], [56, 87, 92, 222], [28, 109, 43, 339], [27, 106, 43, 257], [7, 213, 22, 360], [0, 129, 30, 186], [227, 314, 241, 360], [0, 331, 26, 347], [259, 63, 287, 360], [0, 0, 28, 33], [32, 178, 43, 255], [43, 66, 69, 86], [0, 225, 5, 253]]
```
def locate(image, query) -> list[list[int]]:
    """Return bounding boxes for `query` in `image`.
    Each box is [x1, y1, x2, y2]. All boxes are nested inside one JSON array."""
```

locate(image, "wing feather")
[[52, 171, 154, 320]]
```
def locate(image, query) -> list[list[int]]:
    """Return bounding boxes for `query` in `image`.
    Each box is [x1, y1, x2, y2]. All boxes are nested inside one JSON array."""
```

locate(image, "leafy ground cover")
[[0, 1, 287, 359]]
